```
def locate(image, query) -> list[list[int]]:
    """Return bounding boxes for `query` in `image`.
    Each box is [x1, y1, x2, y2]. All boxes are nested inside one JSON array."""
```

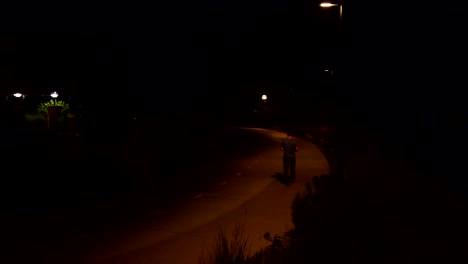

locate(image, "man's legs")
[[290, 157, 296, 183], [283, 157, 290, 178]]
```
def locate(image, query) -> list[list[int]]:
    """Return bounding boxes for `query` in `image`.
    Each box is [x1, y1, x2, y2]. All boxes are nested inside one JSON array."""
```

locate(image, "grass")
[[198, 222, 293, 264], [24, 113, 46, 122], [199, 222, 253, 264]]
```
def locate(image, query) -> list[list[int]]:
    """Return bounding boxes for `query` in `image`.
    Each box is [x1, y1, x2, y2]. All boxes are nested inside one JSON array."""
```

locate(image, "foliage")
[[24, 113, 46, 122], [198, 222, 295, 264], [247, 231, 293, 264], [33, 99, 83, 121], [199, 222, 253, 264], [199, 174, 357, 264], [36, 99, 71, 118], [23, 100, 83, 132]]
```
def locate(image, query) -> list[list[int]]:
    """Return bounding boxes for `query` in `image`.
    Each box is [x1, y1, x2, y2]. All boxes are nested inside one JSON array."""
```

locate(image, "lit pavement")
[[15, 128, 328, 264]]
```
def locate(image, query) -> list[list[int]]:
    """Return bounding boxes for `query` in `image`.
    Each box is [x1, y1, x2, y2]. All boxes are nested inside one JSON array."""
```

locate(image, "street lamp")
[[320, 2, 346, 179], [13, 93, 22, 98], [262, 94, 267, 102], [47, 92, 61, 130], [324, 69, 334, 75], [320, 2, 342, 22], [320, 2, 336, 7]]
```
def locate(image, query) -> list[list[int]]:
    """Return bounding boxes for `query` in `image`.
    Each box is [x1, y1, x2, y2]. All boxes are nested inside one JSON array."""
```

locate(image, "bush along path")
[[202, 170, 468, 263]]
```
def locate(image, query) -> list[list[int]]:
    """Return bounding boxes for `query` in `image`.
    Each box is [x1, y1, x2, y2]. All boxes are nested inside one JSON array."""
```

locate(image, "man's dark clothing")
[[281, 138, 297, 182]]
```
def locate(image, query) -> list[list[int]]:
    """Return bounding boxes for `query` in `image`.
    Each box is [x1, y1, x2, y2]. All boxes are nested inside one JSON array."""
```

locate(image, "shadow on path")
[[272, 172, 289, 186]]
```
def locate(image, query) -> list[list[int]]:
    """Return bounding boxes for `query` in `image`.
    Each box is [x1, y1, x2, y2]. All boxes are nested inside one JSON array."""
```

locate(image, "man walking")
[[280, 131, 299, 183]]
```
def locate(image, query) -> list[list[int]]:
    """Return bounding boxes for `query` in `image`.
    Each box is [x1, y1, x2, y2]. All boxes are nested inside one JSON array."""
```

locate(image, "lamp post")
[[320, 2, 347, 180], [48, 92, 61, 130], [9, 93, 26, 122], [320, 2, 344, 73], [259, 94, 272, 128], [320, 2, 343, 30]]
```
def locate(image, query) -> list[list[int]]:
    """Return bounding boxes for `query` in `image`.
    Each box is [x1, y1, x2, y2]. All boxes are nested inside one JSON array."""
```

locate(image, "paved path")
[[20, 128, 329, 264]]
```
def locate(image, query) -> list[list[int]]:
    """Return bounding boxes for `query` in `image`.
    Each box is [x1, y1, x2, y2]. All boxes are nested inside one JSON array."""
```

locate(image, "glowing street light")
[[320, 2, 337, 7], [13, 93, 22, 98], [50, 92, 59, 98], [261, 94, 267, 102]]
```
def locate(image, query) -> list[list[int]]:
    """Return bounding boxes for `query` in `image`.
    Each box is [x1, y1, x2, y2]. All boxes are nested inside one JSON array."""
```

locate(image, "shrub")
[[24, 113, 46, 122], [36, 99, 73, 118], [199, 174, 356, 264], [199, 222, 253, 264]]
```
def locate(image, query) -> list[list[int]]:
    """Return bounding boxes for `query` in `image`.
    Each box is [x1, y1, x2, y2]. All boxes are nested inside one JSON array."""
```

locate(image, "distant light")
[[320, 3, 337, 7], [51, 92, 59, 98], [261, 94, 267, 101], [13, 93, 22, 98], [324, 69, 329, 72]]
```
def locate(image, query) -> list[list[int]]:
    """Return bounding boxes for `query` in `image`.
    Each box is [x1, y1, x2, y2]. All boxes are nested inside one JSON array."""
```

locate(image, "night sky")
[[1, 1, 340, 113], [1, 1, 467, 121]]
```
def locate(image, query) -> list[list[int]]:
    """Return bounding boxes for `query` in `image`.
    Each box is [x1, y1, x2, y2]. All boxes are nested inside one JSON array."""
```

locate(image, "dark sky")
[[0, 1, 127, 97], [1, 0, 467, 117], [1, 1, 335, 109]]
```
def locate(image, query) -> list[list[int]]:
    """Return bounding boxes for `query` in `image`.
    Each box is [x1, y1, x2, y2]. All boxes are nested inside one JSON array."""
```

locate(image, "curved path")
[[31, 128, 329, 264]]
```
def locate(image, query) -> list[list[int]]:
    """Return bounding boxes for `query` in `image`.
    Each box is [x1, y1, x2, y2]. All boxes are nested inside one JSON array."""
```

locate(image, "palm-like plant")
[[36, 99, 77, 119]]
